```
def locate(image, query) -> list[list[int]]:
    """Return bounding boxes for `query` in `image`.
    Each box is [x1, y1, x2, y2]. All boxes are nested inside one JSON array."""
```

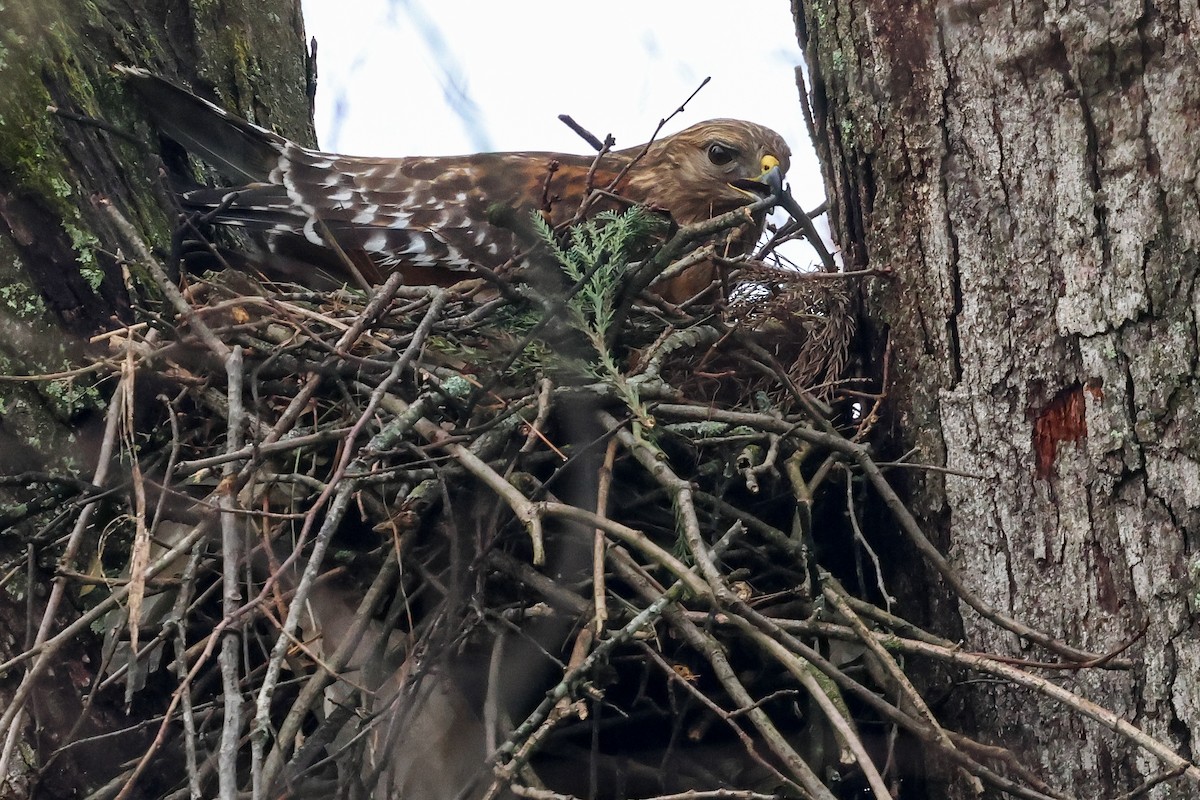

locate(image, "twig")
[[174, 426, 354, 476], [598, 76, 711, 202], [823, 576, 980, 795], [894, 636, 1200, 784], [218, 345, 245, 800], [843, 469, 892, 611], [49, 103, 146, 145], [619, 194, 778, 316], [557, 114, 609, 152], [0, 357, 130, 777], [98, 197, 231, 359], [259, 550, 401, 795], [171, 531, 206, 799], [761, 175, 838, 273], [600, 409, 837, 798], [616, 558, 833, 800], [724, 612, 1060, 799], [485, 565, 699, 800], [591, 437, 618, 635], [0, 361, 111, 381], [652, 403, 1125, 665], [752, 632, 893, 800], [255, 293, 448, 792], [518, 377, 556, 455]]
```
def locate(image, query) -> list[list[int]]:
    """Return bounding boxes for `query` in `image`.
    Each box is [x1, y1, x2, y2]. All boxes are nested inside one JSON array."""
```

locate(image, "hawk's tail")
[[116, 65, 291, 184]]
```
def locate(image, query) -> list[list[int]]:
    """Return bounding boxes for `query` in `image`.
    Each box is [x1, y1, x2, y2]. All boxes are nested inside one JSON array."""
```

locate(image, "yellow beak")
[[729, 154, 784, 200]]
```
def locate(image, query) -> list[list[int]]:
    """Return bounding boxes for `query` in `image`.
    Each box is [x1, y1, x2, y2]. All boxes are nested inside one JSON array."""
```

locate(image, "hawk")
[[119, 68, 790, 301]]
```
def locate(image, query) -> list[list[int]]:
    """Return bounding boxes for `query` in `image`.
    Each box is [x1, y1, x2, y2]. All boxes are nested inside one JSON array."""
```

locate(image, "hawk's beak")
[[730, 154, 783, 199]]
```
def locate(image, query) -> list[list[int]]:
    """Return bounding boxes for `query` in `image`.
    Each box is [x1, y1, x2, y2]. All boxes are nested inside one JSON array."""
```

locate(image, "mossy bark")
[[796, 0, 1200, 796], [0, 2, 309, 795]]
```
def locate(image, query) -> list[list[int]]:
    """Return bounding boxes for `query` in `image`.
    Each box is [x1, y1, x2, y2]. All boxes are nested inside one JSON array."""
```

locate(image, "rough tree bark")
[[796, 0, 1200, 796], [0, 2, 310, 795]]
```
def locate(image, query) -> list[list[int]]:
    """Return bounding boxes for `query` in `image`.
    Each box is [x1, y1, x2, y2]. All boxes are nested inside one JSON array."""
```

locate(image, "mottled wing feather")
[[183, 144, 631, 278]]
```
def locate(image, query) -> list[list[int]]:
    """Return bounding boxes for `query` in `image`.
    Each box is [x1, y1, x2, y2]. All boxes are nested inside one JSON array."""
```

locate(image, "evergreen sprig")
[[533, 207, 665, 437]]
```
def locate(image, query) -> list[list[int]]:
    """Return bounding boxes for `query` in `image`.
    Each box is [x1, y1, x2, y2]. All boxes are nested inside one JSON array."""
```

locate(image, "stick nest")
[[1, 206, 1179, 800]]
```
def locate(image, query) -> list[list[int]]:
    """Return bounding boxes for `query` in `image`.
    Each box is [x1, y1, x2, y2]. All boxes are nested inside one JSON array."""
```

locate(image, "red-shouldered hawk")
[[119, 67, 790, 301]]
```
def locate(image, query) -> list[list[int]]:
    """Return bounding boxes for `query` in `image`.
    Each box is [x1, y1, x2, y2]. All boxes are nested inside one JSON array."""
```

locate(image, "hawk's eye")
[[707, 143, 736, 165]]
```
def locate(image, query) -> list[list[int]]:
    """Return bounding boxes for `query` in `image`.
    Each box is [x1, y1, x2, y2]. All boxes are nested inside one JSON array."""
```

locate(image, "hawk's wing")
[[180, 150, 626, 273], [120, 67, 631, 281]]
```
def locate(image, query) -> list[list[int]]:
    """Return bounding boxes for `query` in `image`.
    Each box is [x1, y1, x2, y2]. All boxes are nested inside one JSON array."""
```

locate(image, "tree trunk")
[[796, 0, 1200, 795], [0, 2, 309, 795], [0, 2, 313, 461]]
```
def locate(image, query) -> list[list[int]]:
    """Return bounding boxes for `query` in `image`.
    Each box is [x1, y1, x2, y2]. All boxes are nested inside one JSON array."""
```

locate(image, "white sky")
[[300, 0, 826, 263]]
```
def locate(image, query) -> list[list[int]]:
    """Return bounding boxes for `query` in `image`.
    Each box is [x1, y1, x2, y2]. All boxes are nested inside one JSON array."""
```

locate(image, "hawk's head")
[[622, 119, 791, 226]]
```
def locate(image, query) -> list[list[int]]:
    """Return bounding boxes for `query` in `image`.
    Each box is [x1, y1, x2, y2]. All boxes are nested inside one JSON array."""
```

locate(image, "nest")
[[0, 203, 1173, 800]]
